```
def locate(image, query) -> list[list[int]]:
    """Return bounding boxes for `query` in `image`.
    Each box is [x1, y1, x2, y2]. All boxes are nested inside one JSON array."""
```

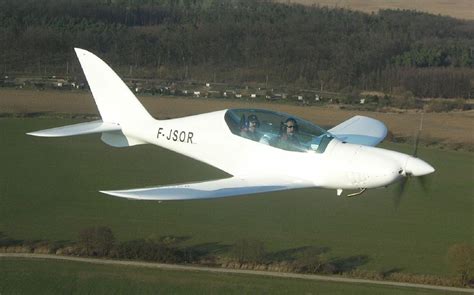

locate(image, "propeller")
[[393, 113, 430, 208], [393, 177, 408, 209], [413, 113, 423, 158]]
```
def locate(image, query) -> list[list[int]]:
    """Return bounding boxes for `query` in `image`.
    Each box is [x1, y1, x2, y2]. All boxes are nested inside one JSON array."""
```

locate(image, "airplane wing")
[[328, 115, 387, 146], [100, 176, 313, 201], [27, 120, 121, 137]]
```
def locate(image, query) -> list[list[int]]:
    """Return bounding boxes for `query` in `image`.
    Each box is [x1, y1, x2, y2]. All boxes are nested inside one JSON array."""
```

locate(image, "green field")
[[1, 118, 473, 277], [0, 258, 457, 294]]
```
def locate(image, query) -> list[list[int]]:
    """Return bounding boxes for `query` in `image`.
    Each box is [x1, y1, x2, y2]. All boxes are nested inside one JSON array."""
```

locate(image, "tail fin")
[[28, 48, 152, 147], [74, 48, 153, 125]]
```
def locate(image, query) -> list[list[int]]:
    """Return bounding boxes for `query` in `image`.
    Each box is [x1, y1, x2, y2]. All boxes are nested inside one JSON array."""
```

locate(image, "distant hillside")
[[0, 0, 472, 98], [282, 0, 474, 20]]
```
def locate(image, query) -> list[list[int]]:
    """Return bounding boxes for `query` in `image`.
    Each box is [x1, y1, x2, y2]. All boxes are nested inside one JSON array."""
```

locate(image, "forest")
[[0, 0, 472, 98]]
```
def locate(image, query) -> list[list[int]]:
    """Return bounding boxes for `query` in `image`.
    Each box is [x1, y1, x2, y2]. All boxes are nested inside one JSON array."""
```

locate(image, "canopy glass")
[[224, 109, 334, 153]]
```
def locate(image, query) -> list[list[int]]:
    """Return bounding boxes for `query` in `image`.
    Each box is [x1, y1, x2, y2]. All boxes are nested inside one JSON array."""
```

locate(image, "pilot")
[[275, 117, 301, 151], [240, 114, 261, 142]]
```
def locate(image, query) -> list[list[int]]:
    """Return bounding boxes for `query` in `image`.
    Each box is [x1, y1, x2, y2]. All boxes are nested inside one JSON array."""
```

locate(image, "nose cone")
[[347, 149, 404, 188], [405, 157, 435, 176]]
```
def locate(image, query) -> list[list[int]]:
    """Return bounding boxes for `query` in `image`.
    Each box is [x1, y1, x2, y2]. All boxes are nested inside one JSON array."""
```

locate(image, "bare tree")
[[446, 243, 474, 286], [231, 239, 266, 264], [79, 226, 115, 257]]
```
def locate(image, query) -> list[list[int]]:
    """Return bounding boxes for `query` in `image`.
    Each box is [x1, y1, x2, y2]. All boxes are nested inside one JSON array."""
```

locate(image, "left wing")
[[328, 115, 387, 146], [100, 176, 313, 201]]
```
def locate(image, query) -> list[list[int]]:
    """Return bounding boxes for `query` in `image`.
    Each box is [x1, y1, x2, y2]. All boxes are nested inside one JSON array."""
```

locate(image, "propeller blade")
[[413, 113, 424, 157], [418, 175, 428, 192], [394, 177, 408, 209], [417, 175, 433, 200], [413, 134, 420, 157]]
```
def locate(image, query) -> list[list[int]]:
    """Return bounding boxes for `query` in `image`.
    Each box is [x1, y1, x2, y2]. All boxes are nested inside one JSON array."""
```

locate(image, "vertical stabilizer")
[[74, 48, 153, 124]]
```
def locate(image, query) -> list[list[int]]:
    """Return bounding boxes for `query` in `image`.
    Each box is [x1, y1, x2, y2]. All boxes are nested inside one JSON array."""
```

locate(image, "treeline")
[[0, 0, 472, 98], [1, 229, 473, 286]]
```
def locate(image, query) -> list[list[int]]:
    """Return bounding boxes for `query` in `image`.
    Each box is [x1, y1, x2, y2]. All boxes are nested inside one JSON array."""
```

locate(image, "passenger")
[[240, 114, 261, 142], [275, 117, 301, 151]]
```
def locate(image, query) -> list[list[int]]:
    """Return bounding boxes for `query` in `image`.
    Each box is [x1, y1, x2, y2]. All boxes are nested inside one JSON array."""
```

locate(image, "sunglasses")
[[286, 125, 295, 129]]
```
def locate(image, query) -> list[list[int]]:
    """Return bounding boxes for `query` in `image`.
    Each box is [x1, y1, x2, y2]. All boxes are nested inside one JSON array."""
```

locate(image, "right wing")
[[100, 176, 313, 201], [328, 115, 387, 146]]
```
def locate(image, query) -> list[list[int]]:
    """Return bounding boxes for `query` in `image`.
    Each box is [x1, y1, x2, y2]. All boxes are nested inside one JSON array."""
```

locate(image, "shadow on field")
[[267, 246, 330, 262], [331, 255, 370, 272], [159, 235, 191, 244], [0, 232, 73, 253], [381, 267, 404, 277], [0, 232, 24, 246], [186, 242, 231, 258]]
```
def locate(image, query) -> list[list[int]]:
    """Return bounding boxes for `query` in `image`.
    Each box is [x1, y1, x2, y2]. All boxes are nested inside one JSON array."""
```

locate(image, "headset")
[[282, 117, 298, 133], [247, 114, 260, 128], [239, 114, 260, 129]]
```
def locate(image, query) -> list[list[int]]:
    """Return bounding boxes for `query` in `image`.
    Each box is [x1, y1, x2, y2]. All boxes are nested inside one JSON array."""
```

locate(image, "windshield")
[[224, 109, 334, 153]]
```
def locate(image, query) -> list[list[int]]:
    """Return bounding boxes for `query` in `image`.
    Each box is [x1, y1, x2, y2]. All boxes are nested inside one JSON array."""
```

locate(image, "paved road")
[[1, 253, 473, 294]]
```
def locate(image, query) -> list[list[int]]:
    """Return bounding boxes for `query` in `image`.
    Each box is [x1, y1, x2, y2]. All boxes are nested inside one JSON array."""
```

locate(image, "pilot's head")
[[248, 114, 259, 132], [284, 118, 298, 136]]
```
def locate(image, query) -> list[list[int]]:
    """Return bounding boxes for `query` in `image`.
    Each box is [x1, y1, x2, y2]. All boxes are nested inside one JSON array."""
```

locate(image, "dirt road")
[[1, 88, 473, 148], [1, 253, 472, 293]]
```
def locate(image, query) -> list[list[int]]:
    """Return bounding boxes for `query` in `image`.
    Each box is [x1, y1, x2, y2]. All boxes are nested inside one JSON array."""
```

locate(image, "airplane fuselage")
[[120, 110, 431, 193]]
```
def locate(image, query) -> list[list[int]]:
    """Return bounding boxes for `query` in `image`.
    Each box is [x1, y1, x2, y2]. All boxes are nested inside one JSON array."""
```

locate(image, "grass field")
[[0, 118, 473, 278], [282, 0, 474, 20], [0, 258, 459, 294]]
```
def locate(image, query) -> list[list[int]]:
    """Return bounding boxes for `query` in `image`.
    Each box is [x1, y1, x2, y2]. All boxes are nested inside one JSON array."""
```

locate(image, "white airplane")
[[28, 48, 435, 201]]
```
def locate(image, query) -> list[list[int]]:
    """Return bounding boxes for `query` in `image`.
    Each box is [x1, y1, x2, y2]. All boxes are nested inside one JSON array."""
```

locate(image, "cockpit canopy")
[[224, 109, 334, 153]]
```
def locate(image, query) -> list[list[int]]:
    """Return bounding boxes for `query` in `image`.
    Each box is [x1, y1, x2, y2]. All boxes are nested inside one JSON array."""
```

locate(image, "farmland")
[[0, 116, 472, 278], [1, 89, 473, 149], [283, 0, 474, 20]]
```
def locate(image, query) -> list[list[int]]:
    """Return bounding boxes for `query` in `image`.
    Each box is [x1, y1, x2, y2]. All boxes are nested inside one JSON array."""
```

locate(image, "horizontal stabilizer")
[[27, 120, 121, 137], [329, 115, 387, 146], [101, 176, 311, 201]]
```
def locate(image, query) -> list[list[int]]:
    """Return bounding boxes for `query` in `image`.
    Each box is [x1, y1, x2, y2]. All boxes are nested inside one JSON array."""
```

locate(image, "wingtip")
[[26, 130, 65, 137], [100, 190, 133, 198], [26, 131, 47, 137], [99, 190, 117, 197], [100, 190, 148, 201]]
